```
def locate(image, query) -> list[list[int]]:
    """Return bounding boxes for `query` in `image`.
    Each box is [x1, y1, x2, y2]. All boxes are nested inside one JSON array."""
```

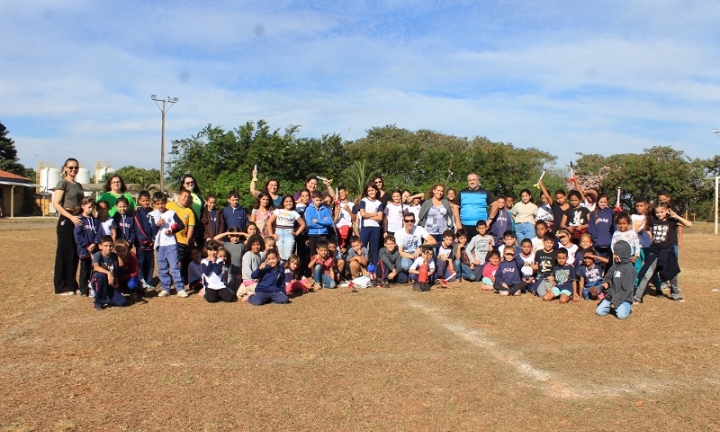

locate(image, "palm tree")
[[342, 160, 378, 198]]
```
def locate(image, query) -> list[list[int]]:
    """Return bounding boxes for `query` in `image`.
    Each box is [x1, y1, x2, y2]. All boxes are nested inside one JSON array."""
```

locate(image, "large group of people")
[[52, 158, 691, 318]]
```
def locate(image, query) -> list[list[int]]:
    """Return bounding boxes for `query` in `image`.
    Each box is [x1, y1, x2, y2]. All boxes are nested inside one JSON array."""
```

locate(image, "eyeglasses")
[[404, 220, 415, 223], [66, 166, 79, 171]]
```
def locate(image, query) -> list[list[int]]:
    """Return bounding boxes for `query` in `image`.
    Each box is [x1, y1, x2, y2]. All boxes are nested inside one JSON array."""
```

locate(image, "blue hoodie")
[[74, 215, 100, 259], [304, 204, 334, 236], [489, 208, 512, 244], [113, 212, 136, 245], [251, 265, 285, 293], [587, 207, 614, 248]]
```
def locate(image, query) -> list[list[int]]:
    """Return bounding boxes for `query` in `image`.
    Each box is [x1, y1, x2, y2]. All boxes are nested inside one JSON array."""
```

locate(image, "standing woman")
[[250, 167, 283, 208], [418, 183, 455, 245], [181, 175, 204, 220], [97, 175, 137, 217], [53, 158, 85, 295], [358, 183, 384, 263]]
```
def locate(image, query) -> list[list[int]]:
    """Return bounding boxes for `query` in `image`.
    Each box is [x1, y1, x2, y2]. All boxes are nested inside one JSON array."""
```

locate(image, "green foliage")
[[0, 121, 26, 176], [101, 166, 161, 191]]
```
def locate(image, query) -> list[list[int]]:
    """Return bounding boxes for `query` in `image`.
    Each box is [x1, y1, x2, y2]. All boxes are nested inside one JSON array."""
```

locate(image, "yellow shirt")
[[167, 202, 196, 245]]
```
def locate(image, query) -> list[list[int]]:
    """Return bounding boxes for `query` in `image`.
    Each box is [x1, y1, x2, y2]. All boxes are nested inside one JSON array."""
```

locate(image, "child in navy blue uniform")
[[244, 250, 290, 305], [133, 191, 156, 290], [542, 248, 576, 304], [202, 240, 236, 303], [91, 235, 127, 310], [587, 195, 614, 260], [223, 190, 249, 231], [494, 248, 525, 296], [74, 197, 100, 297], [488, 196, 512, 246], [577, 250, 604, 301], [113, 196, 136, 246]]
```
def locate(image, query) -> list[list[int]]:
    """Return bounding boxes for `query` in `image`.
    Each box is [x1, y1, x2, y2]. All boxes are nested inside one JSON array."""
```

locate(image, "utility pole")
[[151, 95, 178, 192]]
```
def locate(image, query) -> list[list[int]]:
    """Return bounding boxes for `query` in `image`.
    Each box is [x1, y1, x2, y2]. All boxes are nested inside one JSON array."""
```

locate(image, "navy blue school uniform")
[[223, 205, 248, 231], [113, 212, 136, 245], [74, 215, 100, 296], [134, 206, 155, 285], [91, 251, 127, 309], [248, 265, 289, 305], [489, 208, 512, 245], [588, 207, 614, 250]]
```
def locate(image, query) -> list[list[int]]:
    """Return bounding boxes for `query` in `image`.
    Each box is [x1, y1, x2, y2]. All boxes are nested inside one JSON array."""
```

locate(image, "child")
[[518, 238, 536, 287], [188, 247, 203, 293], [596, 240, 636, 319], [560, 191, 589, 243], [535, 194, 554, 231], [383, 190, 405, 237], [202, 240, 235, 303], [167, 189, 196, 283], [555, 229, 578, 266], [149, 192, 188, 298], [284, 254, 313, 295], [239, 234, 265, 298], [466, 220, 494, 268], [214, 227, 247, 292], [133, 191, 156, 290], [309, 240, 336, 289], [264, 235, 277, 255], [74, 197, 99, 297], [326, 238, 341, 283], [268, 195, 306, 260], [497, 231, 524, 268], [406, 194, 423, 221], [632, 196, 652, 274], [454, 229, 476, 281], [587, 194, 614, 259], [409, 247, 436, 285], [533, 234, 558, 296], [91, 235, 127, 310], [488, 196, 511, 245], [333, 186, 356, 251], [305, 191, 334, 257], [97, 200, 116, 241], [511, 189, 538, 242], [542, 248, 576, 303], [376, 235, 406, 286], [200, 193, 226, 243], [244, 250, 290, 306], [114, 240, 142, 298], [634, 202, 692, 303], [575, 233, 609, 270], [223, 190, 249, 231], [494, 247, 526, 295], [113, 196, 136, 246], [249, 192, 274, 236], [435, 230, 458, 283], [531, 220, 550, 252], [538, 179, 569, 234], [577, 250, 604, 301], [480, 250, 501, 291], [346, 236, 369, 278], [611, 213, 641, 264]]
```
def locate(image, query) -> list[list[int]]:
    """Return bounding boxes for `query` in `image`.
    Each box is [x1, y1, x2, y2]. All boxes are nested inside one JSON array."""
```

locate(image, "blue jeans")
[[157, 245, 185, 292], [515, 222, 535, 243], [313, 265, 336, 289], [276, 228, 296, 260], [452, 259, 476, 281], [401, 257, 414, 271], [596, 299, 632, 319]]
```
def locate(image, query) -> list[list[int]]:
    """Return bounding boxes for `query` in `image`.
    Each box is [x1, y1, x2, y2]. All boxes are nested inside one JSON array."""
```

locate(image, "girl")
[[511, 189, 538, 243], [383, 189, 405, 238], [418, 183, 454, 246], [53, 157, 84, 295], [200, 193, 225, 243], [560, 190, 589, 243], [480, 250, 501, 291], [96, 200, 117, 242], [239, 234, 265, 299], [250, 166, 283, 208], [587, 194, 614, 260], [538, 179, 569, 234], [359, 184, 384, 264], [268, 195, 306, 260], [97, 175, 137, 217], [610, 213, 641, 264], [202, 240, 235, 303], [74, 197, 99, 297], [556, 229, 578, 266], [284, 254, 313, 295], [406, 194, 422, 221], [576, 233, 609, 270], [333, 186, 356, 251], [535, 194, 554, 231], [214, 227, 248, 292], [244, 250, 290, 305], [250, 192, 274, 236]]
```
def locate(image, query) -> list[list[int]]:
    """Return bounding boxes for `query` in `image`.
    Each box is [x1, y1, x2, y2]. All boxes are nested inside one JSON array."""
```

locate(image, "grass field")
[[1, 222, 720, 431]]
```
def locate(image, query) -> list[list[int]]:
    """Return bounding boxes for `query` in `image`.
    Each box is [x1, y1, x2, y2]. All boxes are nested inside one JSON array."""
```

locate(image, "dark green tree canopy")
[[0, 121, 26, 176]]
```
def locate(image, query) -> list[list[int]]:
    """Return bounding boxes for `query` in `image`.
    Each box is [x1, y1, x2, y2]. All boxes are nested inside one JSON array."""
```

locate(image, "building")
[[0, 170, 41, 217]]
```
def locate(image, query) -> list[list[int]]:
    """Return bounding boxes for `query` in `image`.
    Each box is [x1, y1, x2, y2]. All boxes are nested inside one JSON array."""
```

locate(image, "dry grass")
[[1, 223, 719, 431]]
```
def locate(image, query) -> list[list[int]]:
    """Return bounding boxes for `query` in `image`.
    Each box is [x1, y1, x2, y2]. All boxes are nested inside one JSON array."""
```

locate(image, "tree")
[[0, 121, 25, 175], [341, 160, 378, 197], [101, 166, 161, 191]]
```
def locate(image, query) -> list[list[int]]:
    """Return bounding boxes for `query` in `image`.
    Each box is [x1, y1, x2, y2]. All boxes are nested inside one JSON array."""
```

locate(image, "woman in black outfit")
[[53, 158, 85, 295]]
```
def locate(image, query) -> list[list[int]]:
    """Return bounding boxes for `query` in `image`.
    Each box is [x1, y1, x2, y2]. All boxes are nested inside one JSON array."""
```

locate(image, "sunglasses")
[[184, 181, 195, 185], [504, 253, 515, 256], [404, 220, 415, 223], [557, 235, 568, 240], [66, 166, 79, 170]]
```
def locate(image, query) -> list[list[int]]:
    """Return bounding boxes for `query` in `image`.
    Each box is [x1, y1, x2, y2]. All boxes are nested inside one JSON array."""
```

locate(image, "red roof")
[[0, 169, 31, 182]]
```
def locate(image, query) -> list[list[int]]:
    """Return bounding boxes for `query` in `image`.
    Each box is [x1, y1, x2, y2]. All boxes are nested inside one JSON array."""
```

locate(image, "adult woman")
[[97, 175, 136, 217], [181, 174, 204, 220], [53, 158, 85, 295], [250, 167, 283, 208], [418, 183, 455, 244], [293, 176, 335, 202], [358, 183, 384, 263]]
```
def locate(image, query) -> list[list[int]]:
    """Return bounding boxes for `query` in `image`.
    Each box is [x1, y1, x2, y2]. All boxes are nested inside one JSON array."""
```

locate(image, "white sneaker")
[[89, 289, 95, 298], [158, 290, 171, 297], [56, 291, 75, 296], [177, 290, 189, 298]]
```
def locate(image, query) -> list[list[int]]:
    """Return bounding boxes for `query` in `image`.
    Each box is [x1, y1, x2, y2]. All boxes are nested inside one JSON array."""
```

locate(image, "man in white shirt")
[[394, 213, 437, 271]]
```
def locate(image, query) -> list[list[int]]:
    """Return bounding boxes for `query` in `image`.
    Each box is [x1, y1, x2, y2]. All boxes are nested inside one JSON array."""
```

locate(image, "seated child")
[[214, 227, 248, 292], [596, 240, 636, 319], [435, 230, 458, 283], [244, 250, 290, 305], [346, 236, 369, 278], [91, 235, 127, 310], [409, 246, 436, 285], [556, 229, 578, 266], [518, 238, 536, 287], [284, 254, 313, 295], [480, 250, 501, 291], [114, 240, 142, 299], [202, 240, 235, 303], [467, 221, 494, 268], [309, 241, 336, 289], [239, 234, 265, 298], [577, 249, 604, 301], [494, 247, 526, 296], [188, 247, 203, 292], [453, 229, 477, 281], [575, 233, 609, 270], [533, 234, 558, 296], [542, 248, 576, 303], [376, 235, 407, 286]]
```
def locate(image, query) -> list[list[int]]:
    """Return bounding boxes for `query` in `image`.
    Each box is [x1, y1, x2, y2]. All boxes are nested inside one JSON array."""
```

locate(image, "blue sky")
[[2, 0, 720, 173]]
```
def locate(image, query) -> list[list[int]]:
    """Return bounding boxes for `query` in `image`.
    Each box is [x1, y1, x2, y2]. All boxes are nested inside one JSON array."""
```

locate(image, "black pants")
[[494, 281, 527, 295], [78, 257, 92, 296], [296, 233, 310, 277], [462, 224, 478, 240], [308, 234, 327, 259], [204, 288, 236, 303], [177, 243, 189, 283], [53, 216, 79, 294]]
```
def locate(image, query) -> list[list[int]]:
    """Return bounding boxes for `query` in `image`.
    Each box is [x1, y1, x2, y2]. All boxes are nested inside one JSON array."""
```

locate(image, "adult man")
[[395, 213, 437, 272], [453, 173, 498, 239]]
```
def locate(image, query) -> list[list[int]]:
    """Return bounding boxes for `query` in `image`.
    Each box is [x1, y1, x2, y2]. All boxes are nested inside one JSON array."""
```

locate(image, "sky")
[[2, 0, 720, 174]]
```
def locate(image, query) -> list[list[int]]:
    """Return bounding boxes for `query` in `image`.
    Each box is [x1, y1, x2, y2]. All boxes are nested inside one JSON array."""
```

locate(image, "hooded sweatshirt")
[[602, 240, 637, 307]]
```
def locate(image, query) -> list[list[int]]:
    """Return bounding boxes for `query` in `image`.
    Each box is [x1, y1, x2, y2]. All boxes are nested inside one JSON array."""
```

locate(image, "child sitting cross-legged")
[[494, 247, 526, 296], [375, 235, 407, 286], [202, 240, 236, 303], [244, 250, 290, 306], [542, 248, 576, 304], [309, 240, 336, 289], [577, 249, 604, 301], [409, 246, 436, 285], [434, 230, 458, 284], [284, 254, 313, 295], [480, 250, 501, 291]]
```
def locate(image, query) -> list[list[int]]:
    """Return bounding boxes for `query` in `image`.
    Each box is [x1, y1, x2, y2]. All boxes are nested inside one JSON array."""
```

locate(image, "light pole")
[[151, 95, 178, 192]]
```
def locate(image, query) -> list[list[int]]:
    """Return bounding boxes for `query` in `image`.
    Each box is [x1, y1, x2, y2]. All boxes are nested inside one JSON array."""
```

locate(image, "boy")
[[577, 249, 604, 301], [188, 247, 204, 293], [533, 234, 558, 296], [488, 196, 511, 245], [596, 241, 636, 319], [305, 191, 334, 258], [346, 236, 369, 278], [518, 238, 536, 286], [223, 190, 248, 231], [466, 220, 494, 268], [542, 248, 576, 303], [409, 246, 436, 285], [167, 189, 196, 283], [376, 235, 406, 286], [91, 235, 127, 310], [134, 190, 156, 290], [498, 231, 523, 266], [326, 237, 342, 283], [149, 192, 188, 298], [435, 230, 458, 283], [113, 196, 136, 246], [494, 247, 526, 296], [310, 240, 336, 289], [454, 229, 476, 281], [531, 220, 551, 252], [504, 194, 516, 233]]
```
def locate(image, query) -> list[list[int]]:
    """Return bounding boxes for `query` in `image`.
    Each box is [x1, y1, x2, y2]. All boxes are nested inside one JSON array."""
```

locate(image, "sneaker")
[[312, 283, 322, 291], [158, 290, 171, 297], [56, 291, 75, 296], [144, 284, 156, 292], [381, 278, 390, 288], [177, 290, 189, 298], [673, 296, 685, 303], [93, 304, 103, 310], [445, 272, 457, 283]]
